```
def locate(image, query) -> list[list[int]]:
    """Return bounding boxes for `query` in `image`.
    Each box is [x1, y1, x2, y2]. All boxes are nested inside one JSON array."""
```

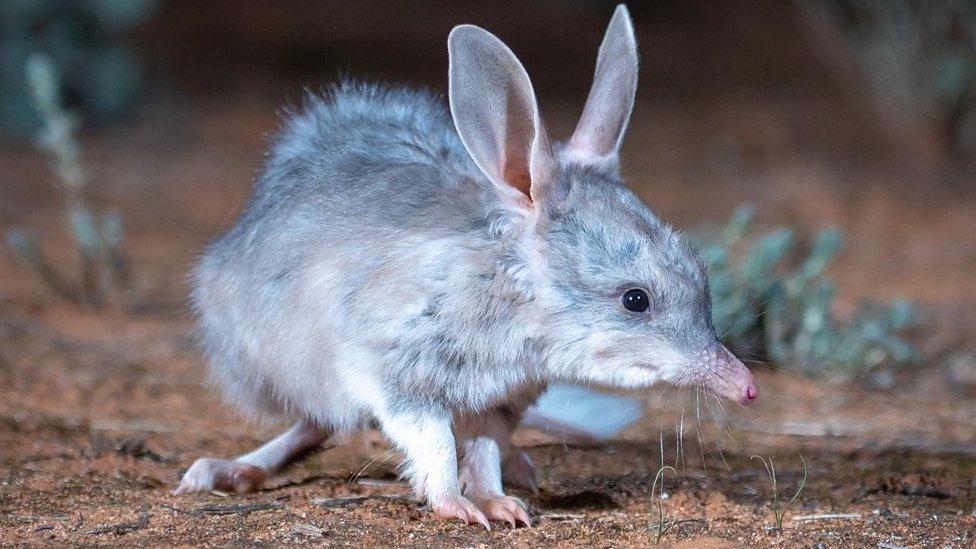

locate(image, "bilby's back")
[[205, 82, 494, 272], [193, 82, 516, 425]]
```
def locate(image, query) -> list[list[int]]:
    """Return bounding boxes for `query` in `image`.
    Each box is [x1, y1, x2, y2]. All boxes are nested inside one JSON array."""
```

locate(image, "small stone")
[[290, 523, 325, 537]]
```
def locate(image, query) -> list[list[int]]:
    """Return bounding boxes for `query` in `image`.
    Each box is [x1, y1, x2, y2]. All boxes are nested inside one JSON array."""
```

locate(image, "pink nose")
[[740, 380, 759, 406], [708, 344, 759, 406]]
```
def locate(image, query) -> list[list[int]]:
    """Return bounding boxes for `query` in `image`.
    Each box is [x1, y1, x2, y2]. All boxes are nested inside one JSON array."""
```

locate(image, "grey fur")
[[186, 5, 756, 514]]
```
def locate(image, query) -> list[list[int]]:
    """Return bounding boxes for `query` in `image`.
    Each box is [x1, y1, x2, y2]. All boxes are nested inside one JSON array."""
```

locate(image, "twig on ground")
[[163, 501, 284, 517], [196, 502, 284, 515], [793, 513, 862, 522], [160, 503, 196, 517], [540, 513, 585, 522], [290, 523, 326, 537], [312, 494, 409, 508], [14, 514, 70, 523], [313, 495, 371, 508], [355, 477, 406, 488], [85, 511, 150, 535]]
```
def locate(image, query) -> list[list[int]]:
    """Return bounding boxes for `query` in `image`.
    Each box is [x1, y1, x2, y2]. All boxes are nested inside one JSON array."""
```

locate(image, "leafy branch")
[[5, 54, 130, 308]]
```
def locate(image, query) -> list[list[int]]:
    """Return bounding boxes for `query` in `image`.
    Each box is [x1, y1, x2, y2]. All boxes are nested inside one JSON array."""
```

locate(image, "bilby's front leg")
[[456, 412, 532, 527], [378, 409, 490, 529]]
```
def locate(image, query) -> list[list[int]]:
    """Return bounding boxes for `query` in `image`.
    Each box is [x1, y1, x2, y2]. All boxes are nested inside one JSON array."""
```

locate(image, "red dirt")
[[1, 95, 974, 547]]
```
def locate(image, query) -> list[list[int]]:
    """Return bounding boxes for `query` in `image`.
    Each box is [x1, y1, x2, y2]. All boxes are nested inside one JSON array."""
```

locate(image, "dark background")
[[1, 2, 975, 545], [4, 1, 974, 307]]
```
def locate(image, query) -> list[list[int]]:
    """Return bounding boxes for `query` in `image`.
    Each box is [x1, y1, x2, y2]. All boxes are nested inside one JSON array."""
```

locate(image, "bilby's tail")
[[520, 384, 643, 443]]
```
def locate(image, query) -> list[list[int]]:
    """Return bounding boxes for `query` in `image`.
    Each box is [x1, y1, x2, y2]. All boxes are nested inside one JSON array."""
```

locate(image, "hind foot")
[[173, 458, 266, 495]]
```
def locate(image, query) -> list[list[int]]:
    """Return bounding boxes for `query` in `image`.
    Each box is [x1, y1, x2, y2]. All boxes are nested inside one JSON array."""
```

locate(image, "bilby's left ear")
[[448, 24, 557, 208], [564, 5, 639, 171]]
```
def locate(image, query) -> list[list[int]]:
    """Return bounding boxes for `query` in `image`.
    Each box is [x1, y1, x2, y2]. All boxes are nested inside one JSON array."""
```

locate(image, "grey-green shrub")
[[698, 205, 917, 378], [6, 54, 129, 308]]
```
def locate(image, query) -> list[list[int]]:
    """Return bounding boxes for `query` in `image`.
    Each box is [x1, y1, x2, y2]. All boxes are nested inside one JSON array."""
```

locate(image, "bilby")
[[175, 5, 758, 529]]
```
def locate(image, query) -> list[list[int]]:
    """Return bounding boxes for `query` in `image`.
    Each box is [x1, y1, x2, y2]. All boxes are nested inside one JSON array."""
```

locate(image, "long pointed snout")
[[699, 344, 758, 406]]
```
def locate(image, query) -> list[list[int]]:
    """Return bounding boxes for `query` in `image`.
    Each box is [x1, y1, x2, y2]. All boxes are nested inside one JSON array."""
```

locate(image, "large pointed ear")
[[448, 25, 555, 206], [565, 5, 639, 169]]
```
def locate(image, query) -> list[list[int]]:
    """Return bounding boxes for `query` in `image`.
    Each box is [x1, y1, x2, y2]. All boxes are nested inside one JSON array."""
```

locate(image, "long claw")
[[479, 495, 532, 528], [473, 510, 491, 531], [515, 505, 532, 528], [433, 494, 490, 531]]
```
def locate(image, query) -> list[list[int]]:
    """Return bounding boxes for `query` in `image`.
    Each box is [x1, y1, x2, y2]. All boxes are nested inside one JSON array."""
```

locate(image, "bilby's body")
[[176, 6, 757, 528]]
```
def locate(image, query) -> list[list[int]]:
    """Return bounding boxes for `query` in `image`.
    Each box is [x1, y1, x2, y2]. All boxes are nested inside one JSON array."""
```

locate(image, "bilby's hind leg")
[[502, 449, 537, 493], [174, 419, 330, 495]]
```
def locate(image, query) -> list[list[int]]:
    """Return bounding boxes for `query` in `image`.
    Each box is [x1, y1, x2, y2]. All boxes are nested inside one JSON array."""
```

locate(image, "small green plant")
[[5, 54, 129, 308], [649, 464, 677, 543], [697, 205, 917, 379], [751, 454, 807, 533]]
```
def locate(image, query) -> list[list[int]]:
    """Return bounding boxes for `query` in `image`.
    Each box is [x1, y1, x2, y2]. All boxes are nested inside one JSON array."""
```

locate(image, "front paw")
[[473, 495, 532, 528], [502, 450, 538, 493], [431, 494, 491, 530]]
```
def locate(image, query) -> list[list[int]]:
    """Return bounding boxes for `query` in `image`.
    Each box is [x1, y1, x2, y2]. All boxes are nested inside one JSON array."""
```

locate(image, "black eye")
[[621, 288, 649, 312]]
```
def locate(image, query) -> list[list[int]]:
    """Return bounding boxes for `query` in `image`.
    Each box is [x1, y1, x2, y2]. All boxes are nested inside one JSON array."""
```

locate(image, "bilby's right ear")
[[448, 25, 555, 208], [564, 5, 639, 171]]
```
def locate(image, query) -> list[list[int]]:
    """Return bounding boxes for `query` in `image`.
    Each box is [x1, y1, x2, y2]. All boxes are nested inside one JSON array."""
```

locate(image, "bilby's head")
[[448, 5, 757, 405]]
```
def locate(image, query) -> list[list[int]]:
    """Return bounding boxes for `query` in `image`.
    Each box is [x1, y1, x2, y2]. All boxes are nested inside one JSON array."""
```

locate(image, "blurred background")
[[1, 1, 975, 545]]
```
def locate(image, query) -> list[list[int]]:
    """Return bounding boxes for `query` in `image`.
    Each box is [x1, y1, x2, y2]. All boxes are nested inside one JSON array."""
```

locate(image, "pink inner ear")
[[503, 162, 532, 199], [502, 139, 534, 199]]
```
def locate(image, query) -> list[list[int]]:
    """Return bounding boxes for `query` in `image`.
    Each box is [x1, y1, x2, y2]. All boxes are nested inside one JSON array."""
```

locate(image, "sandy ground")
[[1, 96, 975, 546]]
